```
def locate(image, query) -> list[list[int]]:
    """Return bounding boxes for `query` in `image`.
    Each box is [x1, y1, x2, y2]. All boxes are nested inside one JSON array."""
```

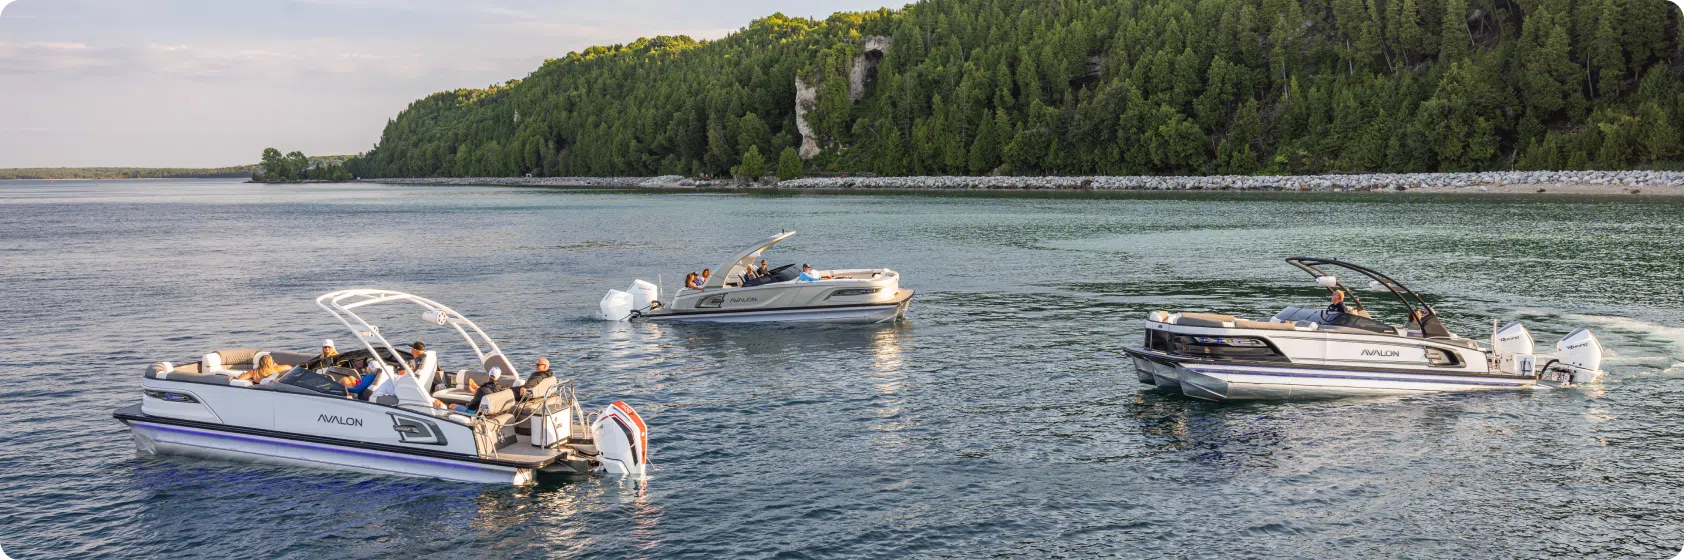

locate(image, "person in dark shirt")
[[515, 358, 555, 400], [1328, 290, 1352, 315], [456, 366, 506, 414], [402, 341, 426, 373]]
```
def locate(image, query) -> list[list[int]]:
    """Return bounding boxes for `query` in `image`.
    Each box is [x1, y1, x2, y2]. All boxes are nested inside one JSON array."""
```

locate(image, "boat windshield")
[[275, 366, 351, 396], [1275, 307, 1397, 334]]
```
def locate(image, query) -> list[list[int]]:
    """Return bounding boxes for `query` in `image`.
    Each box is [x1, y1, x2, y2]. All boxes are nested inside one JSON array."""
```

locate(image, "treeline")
[[0, 166, 257, 180], [350, 0, 1684, 179], [254, 148, 355, 182]]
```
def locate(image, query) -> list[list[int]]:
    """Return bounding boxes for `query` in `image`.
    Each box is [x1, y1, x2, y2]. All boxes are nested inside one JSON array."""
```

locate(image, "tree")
[[1439, 0, 1471, 63], [776, 147, 804, 180], [258, 148, 286, 181], [732, 145, 767, 184]]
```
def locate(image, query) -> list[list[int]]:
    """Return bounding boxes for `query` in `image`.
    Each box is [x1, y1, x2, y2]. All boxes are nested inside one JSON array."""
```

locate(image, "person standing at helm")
[[756, 259, 770, 276], [313, 339, 339, 369]]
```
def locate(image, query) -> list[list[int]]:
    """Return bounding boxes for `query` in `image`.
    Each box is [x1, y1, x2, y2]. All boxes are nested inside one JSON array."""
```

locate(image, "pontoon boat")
[[115, 289, 648, 484], [1122, 258, 1606, 402], [599, 231, 913, 323]]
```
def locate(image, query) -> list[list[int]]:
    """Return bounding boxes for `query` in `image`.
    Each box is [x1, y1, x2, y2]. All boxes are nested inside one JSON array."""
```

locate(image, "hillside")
[[348, 0, 1684, 179]]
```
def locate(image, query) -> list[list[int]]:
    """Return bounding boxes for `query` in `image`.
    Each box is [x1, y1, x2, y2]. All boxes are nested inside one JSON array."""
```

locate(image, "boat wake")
[[1564, 314, 1684, 372]]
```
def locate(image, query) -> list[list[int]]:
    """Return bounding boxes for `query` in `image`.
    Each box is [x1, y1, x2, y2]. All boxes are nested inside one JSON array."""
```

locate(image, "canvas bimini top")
[[1285, 257, 1454, 338], [705, 230, 798, 289]]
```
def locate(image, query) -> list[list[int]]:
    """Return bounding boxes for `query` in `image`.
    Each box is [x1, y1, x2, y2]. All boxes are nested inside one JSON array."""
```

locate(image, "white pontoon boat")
[[599, 231, 913, 323], [1122, 258, 1606, 402], [115, 289, 649, 484]]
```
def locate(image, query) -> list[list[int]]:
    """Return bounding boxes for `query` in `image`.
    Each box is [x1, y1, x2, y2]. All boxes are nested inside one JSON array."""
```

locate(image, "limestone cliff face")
[[794, 36, 892, 160], [794, 76, 821, 160]]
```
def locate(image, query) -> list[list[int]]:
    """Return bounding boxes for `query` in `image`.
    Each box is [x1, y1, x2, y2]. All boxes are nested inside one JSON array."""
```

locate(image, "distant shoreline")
[[364, 171, 1684, 196]]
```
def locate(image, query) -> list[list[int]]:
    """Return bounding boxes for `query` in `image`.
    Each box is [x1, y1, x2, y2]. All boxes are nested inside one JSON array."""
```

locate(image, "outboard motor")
[[598, 290, 634, 321], [1490, 322, 1536, 376], [592, 401, 648, 476], [626, 280, 659, 313], [1548, 328, 1605, 384]]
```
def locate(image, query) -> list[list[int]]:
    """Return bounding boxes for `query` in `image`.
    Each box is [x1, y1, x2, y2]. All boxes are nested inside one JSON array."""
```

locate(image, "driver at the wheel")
[[1328, 290, 1352, 315]]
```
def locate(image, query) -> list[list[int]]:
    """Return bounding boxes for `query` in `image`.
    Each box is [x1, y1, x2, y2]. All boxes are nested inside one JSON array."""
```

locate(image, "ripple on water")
[[0, 180, 1681, 558]]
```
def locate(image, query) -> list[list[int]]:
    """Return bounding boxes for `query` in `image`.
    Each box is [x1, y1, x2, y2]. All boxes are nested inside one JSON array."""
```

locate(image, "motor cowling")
[[1491, 322, 1536, 375], [592, 401, 647, 476], [598, 290, 634, 321], [1553, 328, 1605, 383], [626, 280, 659, 313]]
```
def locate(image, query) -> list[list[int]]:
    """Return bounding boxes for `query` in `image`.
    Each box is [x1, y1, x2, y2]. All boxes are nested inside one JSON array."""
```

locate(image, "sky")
[[0, 0, 901, 168]]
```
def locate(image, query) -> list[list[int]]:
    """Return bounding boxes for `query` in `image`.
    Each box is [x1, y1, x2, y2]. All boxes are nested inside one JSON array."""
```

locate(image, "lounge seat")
[[1234, 320, 1299, 331], [1173, 312, 1237, 328]]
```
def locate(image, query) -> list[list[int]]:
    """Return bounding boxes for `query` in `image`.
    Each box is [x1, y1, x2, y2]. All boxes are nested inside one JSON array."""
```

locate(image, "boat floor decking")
[[491, 436, 568, 464]]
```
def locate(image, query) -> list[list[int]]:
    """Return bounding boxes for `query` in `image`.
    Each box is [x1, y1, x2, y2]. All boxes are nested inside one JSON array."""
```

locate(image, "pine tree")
[[1591, 0, 1625, 99], [732, 145, 767, 184], [1439, 0, 1471, 63], [776, 147, 804, 180]]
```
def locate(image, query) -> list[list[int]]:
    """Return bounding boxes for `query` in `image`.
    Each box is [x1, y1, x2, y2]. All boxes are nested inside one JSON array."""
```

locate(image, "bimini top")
[[1285, 257, 1453, 338], [315, 289, 518, 388], [705, 230, 797, 289]]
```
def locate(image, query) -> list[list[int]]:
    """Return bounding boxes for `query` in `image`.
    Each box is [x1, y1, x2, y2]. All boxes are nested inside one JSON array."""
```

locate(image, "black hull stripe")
[[112, 404, 551, 469]]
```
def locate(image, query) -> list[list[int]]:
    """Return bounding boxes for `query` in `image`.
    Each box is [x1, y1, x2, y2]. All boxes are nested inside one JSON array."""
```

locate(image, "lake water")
[[2, 179, 1682, 558]]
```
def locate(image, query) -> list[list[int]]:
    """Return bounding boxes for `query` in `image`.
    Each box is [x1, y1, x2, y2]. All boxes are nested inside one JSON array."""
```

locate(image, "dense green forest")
[[0, 166, 257, 180], [253, 148, 354, 182], [349, 0, 1684, 179]]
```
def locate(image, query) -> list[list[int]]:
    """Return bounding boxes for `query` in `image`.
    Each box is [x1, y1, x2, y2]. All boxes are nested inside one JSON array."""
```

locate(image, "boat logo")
[[729, 296, 758, 303], [388, 413, 448, 446], [318, 414, 363, 427], [1498, 335, 1523, 342], [1360, 349, 1401, 357], [1566, 342, 1590, 350]]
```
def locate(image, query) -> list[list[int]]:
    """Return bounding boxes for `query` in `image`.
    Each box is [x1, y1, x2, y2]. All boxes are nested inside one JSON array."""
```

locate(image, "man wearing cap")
[[402, 341, 427, 373], [797, 264, 827, 282], [456, 366, 507, 414]]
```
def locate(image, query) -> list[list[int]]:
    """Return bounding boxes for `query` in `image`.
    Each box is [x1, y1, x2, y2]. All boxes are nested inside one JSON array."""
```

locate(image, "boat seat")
[[514, 377, 564, 436], [1172, 312, 1238, 328], [1234, 320, 1298, 331]]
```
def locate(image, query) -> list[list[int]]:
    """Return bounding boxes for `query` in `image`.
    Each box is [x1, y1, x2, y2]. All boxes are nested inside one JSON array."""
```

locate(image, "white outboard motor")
[[1490, 322, 1536, 376], [591, 401, 648, 476], [626, 280, 659, 313], [1549, 328, 1605, 384], [598, 290, 634, 321]]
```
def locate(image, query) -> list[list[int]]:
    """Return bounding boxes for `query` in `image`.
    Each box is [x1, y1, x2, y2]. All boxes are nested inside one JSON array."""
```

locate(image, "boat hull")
[[116, 406, 534, 484], [646, 296, 910, 324], [1126, 349, 1536, 402]]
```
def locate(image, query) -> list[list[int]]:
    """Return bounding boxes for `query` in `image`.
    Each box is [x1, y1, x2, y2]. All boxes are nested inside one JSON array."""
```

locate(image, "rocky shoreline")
[[365, 170, 1684, 195]]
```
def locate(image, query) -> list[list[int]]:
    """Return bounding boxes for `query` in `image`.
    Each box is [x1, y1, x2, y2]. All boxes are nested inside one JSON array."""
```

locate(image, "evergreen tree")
[[733, 145, 767, 183], [777, 147, 804, 180]]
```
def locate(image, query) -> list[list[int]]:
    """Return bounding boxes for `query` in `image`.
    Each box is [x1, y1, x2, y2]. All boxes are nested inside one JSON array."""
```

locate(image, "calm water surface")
[[1, 179, 1682, 559]]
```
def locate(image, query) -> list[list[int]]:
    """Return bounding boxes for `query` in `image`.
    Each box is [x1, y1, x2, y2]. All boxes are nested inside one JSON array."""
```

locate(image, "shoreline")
[[362, 170, 1684, 196]]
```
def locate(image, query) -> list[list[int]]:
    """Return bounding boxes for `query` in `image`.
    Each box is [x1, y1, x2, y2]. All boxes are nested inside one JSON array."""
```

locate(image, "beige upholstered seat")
[[1174, 313, 1238, 328], [1234, 320, 1299, 331]]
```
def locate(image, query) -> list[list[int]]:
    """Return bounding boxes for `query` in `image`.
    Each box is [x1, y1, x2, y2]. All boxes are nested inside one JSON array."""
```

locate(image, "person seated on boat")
[[347, 363, 381, 399], [367, 363, 449, 408], [757, 259, 770, 276], [685, 272, 702, 290], [741, 268, 759, 286], [514, 358, 555, 400], [308, 339, 340, 369], [234, 354, 288, 385], [1326, 290, 1353, 315], [454, 367, 507, 414], [700, 268, 712, 286], [797, 264, 829, 282], [401, 340, 426, 373]]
